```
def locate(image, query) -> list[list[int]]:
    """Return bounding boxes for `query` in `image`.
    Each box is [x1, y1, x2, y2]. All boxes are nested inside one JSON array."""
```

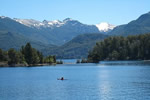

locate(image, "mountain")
[[13, 18, 43, 28], [0, 16, 59, 45], [15, 18, 115, 33], [109, 12, 150, 36], [0, 16, 100, 45], [96, 22, 116, 33], [0, 31, 50, 50], [0, 16, 104, 51], [1, 12, 150, 58], [14, 18, 64, 28], [42, 33, 108, 58], [14, 18, 100, 44]]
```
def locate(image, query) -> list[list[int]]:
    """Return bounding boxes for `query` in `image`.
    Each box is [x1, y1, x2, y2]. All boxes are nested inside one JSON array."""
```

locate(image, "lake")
[[0, 60, 150, 100]]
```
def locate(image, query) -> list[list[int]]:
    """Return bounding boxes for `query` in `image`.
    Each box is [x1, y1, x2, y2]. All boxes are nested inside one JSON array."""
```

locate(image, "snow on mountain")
[[13, 18, 44, 27], [0, 16, 7, 19], [14, 18, 66, 28], [96, 22, 116, 32], [14, 18, 82, 28], [13, 18, 115, 33], [44, 20, 64, 27]]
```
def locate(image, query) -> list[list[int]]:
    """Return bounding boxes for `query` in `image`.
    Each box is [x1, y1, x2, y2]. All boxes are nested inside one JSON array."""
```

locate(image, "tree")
[[0, 42, 57, 66], [8, 48, 20, 65], [24, 43, 33, 64], [37, 51, 44, 64], [44, 55, 56, 64], [111, 50, 120, 60], [31, 48, 40, 64], [0, 49, 4, 61], [0, 49, 8, 61]]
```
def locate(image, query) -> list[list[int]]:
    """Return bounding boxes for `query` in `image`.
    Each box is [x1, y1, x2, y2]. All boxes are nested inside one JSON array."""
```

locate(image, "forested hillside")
[[88, 33, 150, 62]]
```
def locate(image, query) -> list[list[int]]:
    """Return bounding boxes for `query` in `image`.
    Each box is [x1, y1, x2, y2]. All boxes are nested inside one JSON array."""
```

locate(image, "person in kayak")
[[61, 77, 64, 80]]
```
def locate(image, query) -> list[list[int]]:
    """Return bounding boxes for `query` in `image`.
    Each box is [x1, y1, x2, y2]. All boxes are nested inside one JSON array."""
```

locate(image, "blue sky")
[[0, 0, 150, 25]]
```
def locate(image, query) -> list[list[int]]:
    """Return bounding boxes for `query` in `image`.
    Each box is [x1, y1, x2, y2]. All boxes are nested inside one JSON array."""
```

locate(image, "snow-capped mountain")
[[13, 18, 78, 28], [96, 22, 116, 33], [42, 20, 64, 27], [13, 18, 63, 28], [14, 18, 116, 33], [13, 18, 44, 27], [10, 17, 99, 44]]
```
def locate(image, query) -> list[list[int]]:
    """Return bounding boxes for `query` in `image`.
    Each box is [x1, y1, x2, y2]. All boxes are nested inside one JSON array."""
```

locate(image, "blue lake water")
[[0, 61, 150, 100]]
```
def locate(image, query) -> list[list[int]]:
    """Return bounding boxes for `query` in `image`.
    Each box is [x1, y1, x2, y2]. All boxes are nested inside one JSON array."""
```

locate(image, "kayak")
[[57, 78, 67, 80]]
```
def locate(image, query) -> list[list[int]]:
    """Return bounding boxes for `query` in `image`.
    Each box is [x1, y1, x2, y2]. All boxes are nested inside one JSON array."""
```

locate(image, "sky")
[[0, 0, 150, 25]]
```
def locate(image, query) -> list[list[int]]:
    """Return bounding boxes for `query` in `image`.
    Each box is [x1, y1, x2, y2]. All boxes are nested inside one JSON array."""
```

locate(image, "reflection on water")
[[0, 61, 150, 100]]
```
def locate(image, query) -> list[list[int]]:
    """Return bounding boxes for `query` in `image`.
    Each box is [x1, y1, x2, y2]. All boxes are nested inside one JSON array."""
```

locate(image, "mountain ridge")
[[13, 17, 115, 33], [0, 16, 102, 46], [0, 31, 50, 50], [108, 12, 150, 36]]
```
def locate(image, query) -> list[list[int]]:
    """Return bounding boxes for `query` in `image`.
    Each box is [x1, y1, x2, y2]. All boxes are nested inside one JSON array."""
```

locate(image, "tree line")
[[88, 33, 150, 63], [0, 43, 56, 66]]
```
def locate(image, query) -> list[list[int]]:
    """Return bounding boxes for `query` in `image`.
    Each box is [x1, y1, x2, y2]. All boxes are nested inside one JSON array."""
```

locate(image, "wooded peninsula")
[[0, 43, 61, 67], [88, 33, 150, 63]]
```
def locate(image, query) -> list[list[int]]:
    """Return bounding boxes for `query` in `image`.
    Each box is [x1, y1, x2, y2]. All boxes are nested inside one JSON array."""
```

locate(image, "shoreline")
[[0, 62, 57, 67], [1, 60, 150, 67]]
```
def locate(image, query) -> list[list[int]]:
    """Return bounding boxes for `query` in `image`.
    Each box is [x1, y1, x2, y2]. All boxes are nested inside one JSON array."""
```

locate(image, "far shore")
[[0, 62, 57, 67], [1, 60, 150, 67]]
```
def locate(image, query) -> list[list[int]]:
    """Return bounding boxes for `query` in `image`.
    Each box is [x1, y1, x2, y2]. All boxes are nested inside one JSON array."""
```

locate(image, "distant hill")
[[42, 33, 108, 58], [0, 31, 52, 50], [109, 12, 150, 36]]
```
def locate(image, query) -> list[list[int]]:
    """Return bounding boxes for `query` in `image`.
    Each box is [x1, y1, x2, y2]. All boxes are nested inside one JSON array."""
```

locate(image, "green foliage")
[[24, 43, 33, 64], [37, 51, 44, 64], [8, 48, 24, 65], [0, 43, 56, 66], [88, 33, 150, 62], [109, 50, 120, 60], [31, 48, 40, 64], [21, 43, 41, 64], [0, 48, 8, 61], [44, 55, 56, 64]]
